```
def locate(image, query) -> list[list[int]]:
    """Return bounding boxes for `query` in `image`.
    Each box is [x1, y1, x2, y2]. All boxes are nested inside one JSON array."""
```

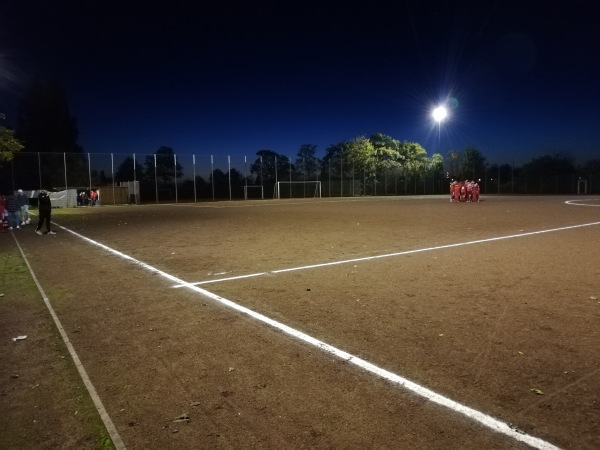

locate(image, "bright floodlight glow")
[[432, 105, 448, 122]]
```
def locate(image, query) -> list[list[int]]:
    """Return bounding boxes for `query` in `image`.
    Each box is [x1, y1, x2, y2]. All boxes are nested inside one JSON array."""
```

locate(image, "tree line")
[[2, 77, 599, 196]]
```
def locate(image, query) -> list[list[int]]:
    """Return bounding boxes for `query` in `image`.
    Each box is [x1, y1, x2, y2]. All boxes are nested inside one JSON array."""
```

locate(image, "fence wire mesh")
[[2, 152, 598, 203]]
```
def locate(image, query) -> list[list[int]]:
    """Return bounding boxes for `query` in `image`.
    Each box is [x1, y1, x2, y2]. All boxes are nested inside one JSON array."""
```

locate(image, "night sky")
[[2, 0, 599, 166]]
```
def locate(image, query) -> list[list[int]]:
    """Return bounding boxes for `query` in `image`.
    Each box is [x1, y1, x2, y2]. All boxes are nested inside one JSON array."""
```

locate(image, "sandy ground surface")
[[1, 195, 599, 449]]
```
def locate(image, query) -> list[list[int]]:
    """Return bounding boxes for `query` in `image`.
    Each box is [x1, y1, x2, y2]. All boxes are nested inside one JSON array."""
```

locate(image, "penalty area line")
[[55, 222, 560, 450], [176, 220, 600, 288]]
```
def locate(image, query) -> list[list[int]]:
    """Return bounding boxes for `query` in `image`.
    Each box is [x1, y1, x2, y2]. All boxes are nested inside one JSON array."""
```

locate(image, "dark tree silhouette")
[[250, 149, 291, 185], [116, 156, 145, 182], [293, 144, 320, 181], [144, 146, 184, 186]]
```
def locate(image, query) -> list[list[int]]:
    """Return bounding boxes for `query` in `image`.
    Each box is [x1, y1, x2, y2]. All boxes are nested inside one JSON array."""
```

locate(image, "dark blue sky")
[[2, 0, 599, 166]]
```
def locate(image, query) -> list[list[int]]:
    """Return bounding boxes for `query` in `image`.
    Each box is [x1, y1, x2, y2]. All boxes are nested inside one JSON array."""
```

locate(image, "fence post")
[[193, 155, 197, 203], [211, 155, 215, 201], [175, 153, 178, 203], [63, 153, 68, 194], [154, 154, 158, 203], [88, 152, 92, 197], [340, 156, 343, 197], [38, 152, 42, 190], [111, 153, 115, 205]]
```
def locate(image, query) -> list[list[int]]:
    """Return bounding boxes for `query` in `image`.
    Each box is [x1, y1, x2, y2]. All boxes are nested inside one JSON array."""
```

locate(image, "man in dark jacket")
[[5, 194, 20, 230], [35, 190, 56, 235]]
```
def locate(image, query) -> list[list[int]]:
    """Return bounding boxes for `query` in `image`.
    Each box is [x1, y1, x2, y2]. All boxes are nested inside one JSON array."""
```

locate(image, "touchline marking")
[[177, 221, 600, 288], [11, 234, 126, 450], [54, 222, 560, 450]]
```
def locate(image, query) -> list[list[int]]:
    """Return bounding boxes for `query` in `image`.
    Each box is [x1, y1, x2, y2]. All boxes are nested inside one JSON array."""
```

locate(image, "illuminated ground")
[[2, 195, 599, 449]]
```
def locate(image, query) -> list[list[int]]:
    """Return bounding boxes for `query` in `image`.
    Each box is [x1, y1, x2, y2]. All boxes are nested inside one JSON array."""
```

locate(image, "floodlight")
[[432, 106, 448, 123]]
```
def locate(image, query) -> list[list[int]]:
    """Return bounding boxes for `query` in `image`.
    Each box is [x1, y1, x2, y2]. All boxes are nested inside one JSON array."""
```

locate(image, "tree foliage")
[[144, 146, 184, 185], [116, 156, 145, 182], [250, 149, 291, 185], [398, 141, 427, 174], [461, 147, 487, 180], [521, 154, 575, 177], [294, 144, 320, 180], [322, 141, 351, 177], [0, 115, 24, 165], [321, 134, 430, 188]]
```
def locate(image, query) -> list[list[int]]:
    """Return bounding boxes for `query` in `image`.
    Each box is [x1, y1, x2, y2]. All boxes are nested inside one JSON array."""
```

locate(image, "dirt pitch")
[[1, 195, 599, 449]]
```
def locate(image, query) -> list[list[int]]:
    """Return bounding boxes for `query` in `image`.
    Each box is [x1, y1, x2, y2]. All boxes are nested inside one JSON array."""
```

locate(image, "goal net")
[[274, 181, 322, 199]]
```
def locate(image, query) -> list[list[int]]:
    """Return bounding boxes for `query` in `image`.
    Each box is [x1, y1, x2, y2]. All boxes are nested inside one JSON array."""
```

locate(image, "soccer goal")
[[244, 185, 264, 200], [274, 181, 322, 199]]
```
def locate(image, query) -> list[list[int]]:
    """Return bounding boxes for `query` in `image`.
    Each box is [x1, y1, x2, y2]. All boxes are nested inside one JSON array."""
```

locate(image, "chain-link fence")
[[479, 164, 600, 195], [2, 152, 598, 204]]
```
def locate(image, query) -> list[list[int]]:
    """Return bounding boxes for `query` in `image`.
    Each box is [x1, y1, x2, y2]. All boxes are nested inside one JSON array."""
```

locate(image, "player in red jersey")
[[465, 180, 473, 202], [472, 180, 480, 202]]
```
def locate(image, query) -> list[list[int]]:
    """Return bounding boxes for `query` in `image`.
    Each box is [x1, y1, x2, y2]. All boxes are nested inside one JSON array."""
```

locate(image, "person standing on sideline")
[[35, 190, 56, 235], [17, 189, 31, 225], [5, 194, 20, 230], [0, 195, 6, 230]]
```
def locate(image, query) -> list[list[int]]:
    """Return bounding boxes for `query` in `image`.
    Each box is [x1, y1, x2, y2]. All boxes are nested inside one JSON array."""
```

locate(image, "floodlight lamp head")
[[432, 105, 448, 122]]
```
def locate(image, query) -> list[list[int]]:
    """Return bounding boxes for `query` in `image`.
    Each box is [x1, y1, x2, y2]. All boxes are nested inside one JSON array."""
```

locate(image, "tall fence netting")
[[2, 152, 598, 204]]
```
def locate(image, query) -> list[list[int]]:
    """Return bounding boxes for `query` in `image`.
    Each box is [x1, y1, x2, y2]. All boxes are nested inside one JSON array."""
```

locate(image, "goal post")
[[274, 181, 322, 199]]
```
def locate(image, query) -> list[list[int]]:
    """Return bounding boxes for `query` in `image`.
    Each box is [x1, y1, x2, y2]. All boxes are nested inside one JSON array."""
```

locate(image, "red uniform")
[[450, 181, 457, 202], [466, 181, 473, 202], [472, 182, 480, 202]]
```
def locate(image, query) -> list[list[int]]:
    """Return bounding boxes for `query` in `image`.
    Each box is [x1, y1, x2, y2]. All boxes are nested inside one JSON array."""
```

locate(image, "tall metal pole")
[[133, 153, 137, 204], [193, 154, 197, 203], [340, 156, 343, 197], [88, 152, 92, 197], [210, 155, 215, 201], [64, 152, 68, 195], [174, 154, 178, 203], [154, 154, 158, 203], [328, 159, 331, 197], [111, 153, 115, 205], [228, 155, 232, 201]]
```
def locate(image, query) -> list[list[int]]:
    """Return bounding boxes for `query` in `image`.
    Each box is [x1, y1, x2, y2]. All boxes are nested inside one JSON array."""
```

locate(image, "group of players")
[[449, 179, 481, 203]]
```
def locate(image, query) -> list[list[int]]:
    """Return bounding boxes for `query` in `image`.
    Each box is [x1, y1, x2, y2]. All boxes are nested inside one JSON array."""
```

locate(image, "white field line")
[[11, 234, 126, 450], [51, 222, 561, 450], [565, 199, 600, 207], [179, 221, 600, 287]]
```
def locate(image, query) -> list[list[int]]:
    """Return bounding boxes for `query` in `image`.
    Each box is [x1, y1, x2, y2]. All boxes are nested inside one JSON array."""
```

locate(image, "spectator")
[[5, 194, 20, 230], [35, 190, 56, 235], [0, 195, 7, 232], [17, 189, 31, 225]]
